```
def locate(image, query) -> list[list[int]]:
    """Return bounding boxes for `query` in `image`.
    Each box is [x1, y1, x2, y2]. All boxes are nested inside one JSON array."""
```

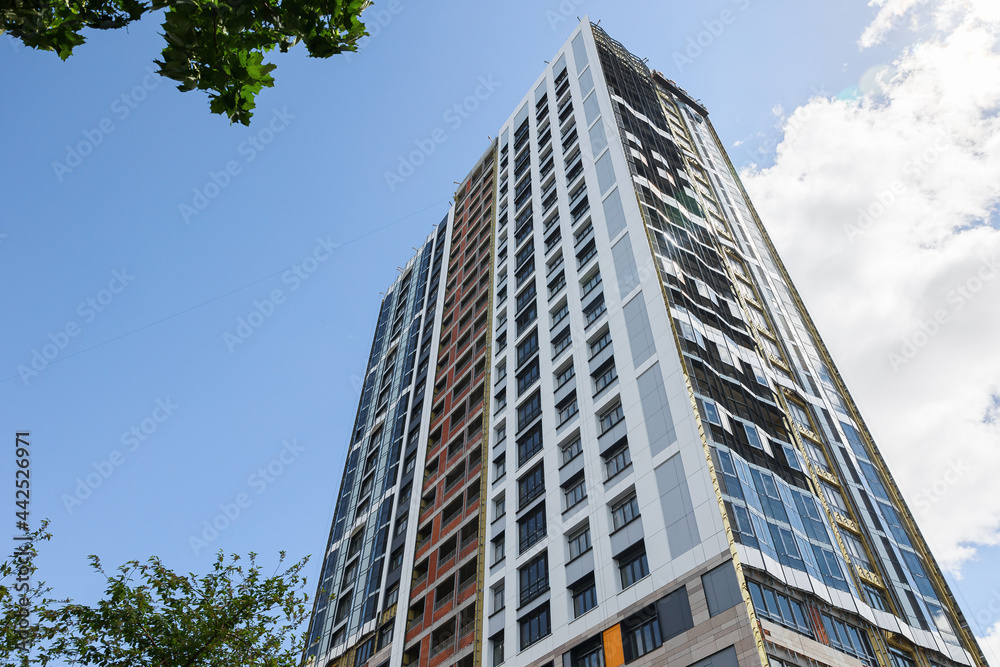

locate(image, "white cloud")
[[978, 620, 1000, 667], [742, 0, 1000, 573]]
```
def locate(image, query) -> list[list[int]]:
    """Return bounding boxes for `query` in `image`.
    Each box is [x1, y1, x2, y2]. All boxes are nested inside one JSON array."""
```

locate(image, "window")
[[518, 552, 549, 605], [494, 453, 506, 480], [593, 362, 618, 395], [384, 583, 399, 608], [564, 475, 587, 508], [492, 582, 505, 613], [889, 648, 917, 667], [561, 436, 582, 465], [788, 401, 812, 431], [517, 423, 543, 467], [581, 270, 602, 297], [611, 494, 640, 531], [618, 547, 649, 588], [492, 534, 505, 564], [864, 583, 889, 612], [517, 391, 542, 431], [516, 331, 538, 367], [701, 399, 722, 426], [515, 240, 535, 269], [495, 388, 507, 411], [802, 439, 829, 471], [551, 302, 569, 327], [743, 423, 764, 450], [518, 464, 545, 509], [604, 444, 631, 479], [583, 294, 606, 325], [622, 610, 661, 662], [519, 603, 551, 650], [518, 503, 547, 552], [552, 327, 572, 355], [558, 395, 579, 425], [571, 574, 598, 618], [494, 494, 506, 521], [516, 360, 540, 396], [569, 638, 603, 667], [599, 403, 624, 434], [589, 330, 611, 356], [548, 271, 566, 297], [389, 547, 404, 571], [515, 302, 538, 335], [516, 281, 536, 312], [821, 482, 849, 514], [516, 257, 535, 286], [491, 631, 505, 666], [568, 526, 592, 560], [841, 531, 872, 571], [555, 362, 575, 389]]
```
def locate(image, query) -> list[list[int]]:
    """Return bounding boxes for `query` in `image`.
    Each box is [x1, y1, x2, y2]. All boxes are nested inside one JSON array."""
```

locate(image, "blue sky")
[[2, 0, 998, 661]]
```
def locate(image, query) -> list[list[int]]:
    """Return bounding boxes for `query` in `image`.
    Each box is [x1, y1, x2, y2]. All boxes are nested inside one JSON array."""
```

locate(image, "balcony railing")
[[429, 635, 456, 658], [434, 590, 455, 610]]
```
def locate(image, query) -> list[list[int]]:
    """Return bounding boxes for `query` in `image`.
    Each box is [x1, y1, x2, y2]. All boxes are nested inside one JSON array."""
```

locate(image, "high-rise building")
[[303, 20, 987, 667]]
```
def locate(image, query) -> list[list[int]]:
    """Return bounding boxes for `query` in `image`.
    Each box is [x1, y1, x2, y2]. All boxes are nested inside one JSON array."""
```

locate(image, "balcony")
[[429, 634, 455, 659]]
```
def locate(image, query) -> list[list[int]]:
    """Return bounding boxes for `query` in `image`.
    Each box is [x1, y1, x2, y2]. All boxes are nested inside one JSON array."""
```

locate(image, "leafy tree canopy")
[[1, 521, 311, 666], [1, 0, 369, 124]]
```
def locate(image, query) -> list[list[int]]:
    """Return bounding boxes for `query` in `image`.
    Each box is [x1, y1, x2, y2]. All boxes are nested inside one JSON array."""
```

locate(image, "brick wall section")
[[402, 146, 496, 667]]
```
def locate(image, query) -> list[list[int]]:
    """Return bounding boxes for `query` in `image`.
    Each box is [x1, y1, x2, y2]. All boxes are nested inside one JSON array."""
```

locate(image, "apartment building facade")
[[303, 20, 987, 667]]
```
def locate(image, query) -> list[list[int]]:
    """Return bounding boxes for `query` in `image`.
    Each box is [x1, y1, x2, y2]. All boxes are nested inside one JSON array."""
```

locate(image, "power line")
[[2, 200, 449, 385]]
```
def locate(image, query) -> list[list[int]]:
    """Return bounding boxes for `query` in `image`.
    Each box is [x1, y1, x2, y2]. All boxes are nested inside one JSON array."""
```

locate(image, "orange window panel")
[[603, 624, 624, 667]]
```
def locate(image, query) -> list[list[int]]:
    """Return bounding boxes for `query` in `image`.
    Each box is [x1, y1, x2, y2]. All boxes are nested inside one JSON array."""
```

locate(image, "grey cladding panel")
[[690, 646, 739, 667], [571, 32, 589, 69], [702, 562, 742, 617], [655, 454, 700, 559], [579, 68, 594, 96], [637, 364, 676, 456], [623, 294, 656, 366], [589, 118, 609, 155], [595, 150, 617, 195], [612, 234, 639, 297], [656, 585, 694, 641], [602, 187, 627, 239], [583, 91, 600, 125]]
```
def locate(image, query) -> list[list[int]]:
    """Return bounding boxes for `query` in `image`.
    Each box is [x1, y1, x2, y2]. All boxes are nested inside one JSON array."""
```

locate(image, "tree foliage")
[[1, 521, 311, 666], [1, 0, 369, 124]]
